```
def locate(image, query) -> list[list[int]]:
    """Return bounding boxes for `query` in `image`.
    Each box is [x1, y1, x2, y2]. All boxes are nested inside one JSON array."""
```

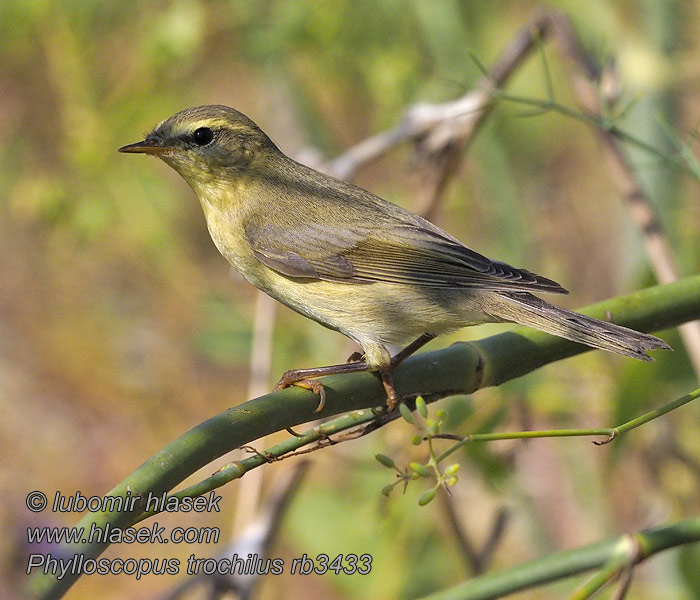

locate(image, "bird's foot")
[[274, 372, 328, 412]]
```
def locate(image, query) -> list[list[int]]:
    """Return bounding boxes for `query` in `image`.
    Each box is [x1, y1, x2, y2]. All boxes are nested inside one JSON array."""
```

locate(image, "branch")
[[28, 275, 700, 599], [414, 518, 700, 600], [310, 11, 555, 183]]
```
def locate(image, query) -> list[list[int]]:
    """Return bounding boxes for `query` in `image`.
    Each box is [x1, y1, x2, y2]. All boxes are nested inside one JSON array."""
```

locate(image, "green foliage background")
[[2, 1, 699, 598]]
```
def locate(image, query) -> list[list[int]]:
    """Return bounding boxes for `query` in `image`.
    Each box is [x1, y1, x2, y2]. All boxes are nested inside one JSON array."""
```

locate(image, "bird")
[[119, 105, 670, 411]]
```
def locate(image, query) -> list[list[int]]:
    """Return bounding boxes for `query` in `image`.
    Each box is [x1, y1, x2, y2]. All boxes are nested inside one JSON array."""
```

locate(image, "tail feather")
[[489, 293, 671, 361]]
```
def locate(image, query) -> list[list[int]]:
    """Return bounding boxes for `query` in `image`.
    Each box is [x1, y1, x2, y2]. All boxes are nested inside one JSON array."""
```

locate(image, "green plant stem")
[[416, 519, 700, 600], [608, 387, 700, 438], [435, 388, 700, 463], [29, 275, 700, 599], [132, 408, 381, 523], [140, 384, 700, 524], [568, 539, 634, 600]]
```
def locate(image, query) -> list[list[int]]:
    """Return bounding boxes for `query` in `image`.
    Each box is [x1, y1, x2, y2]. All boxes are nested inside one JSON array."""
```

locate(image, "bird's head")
[[119, 105, 279, 189]]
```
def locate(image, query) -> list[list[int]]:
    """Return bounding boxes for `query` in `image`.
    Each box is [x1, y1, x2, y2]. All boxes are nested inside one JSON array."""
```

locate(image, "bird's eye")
[[193, 127, 214, 146]]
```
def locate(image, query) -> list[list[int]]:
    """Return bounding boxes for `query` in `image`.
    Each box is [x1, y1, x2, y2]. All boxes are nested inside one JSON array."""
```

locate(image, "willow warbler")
[[119, 105, 669, 410]]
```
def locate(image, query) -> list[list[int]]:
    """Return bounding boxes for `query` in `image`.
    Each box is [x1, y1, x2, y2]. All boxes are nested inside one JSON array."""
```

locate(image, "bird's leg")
[[274, 333, 437, 414], [378, 367, 399, 412], [377, 333, 437, 412], [389, 333, 437, 367]]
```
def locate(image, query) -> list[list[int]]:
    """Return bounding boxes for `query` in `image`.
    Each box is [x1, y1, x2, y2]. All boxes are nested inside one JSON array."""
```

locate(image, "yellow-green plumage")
[[119, 105, 670, 377]]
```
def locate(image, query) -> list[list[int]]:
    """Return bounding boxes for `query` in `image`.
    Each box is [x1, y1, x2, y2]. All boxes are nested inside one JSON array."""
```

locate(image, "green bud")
[[410, 434, 423, 446], [426, 418, 440, 436], [446, 476, 458, 487], [409, 462, 431, 477], [399, 403, 414, 424], [381, 484, 394, 497], [444, 463, 460, 476], [418, 489, 436, 506], [415, 396, 428, 418], [436, 409, 447, 420], [375, 454, 396, 469]]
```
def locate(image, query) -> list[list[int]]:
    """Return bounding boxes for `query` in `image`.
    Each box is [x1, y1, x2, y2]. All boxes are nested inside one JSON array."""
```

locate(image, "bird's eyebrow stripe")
[[167, 118, 249, 136]]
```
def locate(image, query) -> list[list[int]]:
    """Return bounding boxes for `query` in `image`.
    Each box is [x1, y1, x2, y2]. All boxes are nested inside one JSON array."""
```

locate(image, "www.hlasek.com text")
[[27, 521, 220, 546]]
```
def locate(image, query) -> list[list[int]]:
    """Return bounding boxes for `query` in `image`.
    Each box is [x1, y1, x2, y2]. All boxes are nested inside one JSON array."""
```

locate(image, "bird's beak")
[[118, 138, 171, 155]]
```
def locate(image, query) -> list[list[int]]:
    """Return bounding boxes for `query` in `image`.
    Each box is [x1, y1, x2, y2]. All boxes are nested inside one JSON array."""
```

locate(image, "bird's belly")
[[251, 276, 490, 346], [203, 211, 492, 361]]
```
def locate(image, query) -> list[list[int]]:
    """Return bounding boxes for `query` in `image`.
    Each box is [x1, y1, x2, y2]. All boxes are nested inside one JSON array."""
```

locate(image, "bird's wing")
[[245, 218, 568, 294]]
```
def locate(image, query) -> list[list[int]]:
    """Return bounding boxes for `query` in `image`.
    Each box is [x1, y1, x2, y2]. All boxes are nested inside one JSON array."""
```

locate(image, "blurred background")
[[2, 1, 700, 598]]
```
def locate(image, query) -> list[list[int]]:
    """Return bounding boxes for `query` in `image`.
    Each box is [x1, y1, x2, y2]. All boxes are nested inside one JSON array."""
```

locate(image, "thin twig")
[[414, 12, 553, 219], [478, 508, 510, 573], [306, 11, 555, 185], [440, 492, 509, 575], [434, 388, 700, 463], [131, 407, 402, 524], [232, 291, 277, 536], [545, 11, 700, 377], [610, 564, 634, 600], [439, 491, 483, 573]]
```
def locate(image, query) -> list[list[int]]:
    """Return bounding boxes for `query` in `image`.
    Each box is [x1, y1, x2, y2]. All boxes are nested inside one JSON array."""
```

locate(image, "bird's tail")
[[487, 293, 671, 361]]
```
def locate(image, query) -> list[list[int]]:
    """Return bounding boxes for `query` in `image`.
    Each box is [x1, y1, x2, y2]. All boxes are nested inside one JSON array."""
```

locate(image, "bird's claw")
[[274, 375, 327, 412], [346, 351, 364, 363]]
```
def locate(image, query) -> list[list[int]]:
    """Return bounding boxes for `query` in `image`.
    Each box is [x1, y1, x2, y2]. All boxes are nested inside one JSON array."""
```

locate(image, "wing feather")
[[246, 218, 567, 294]]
